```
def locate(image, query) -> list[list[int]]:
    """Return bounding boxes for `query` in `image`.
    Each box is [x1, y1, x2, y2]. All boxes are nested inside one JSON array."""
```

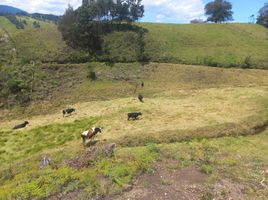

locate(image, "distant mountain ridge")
[[0, 5, 60, 22], [0, 5, 28, 15]]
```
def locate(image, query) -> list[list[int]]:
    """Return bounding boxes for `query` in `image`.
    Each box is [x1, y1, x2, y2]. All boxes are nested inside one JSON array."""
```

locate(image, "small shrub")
[[33, 21, 41, 29], [201, 141, 218, 164], [87, 71, 97, 81], [4, 15, 24, 29], [222, 158, 237, 167], [0, 166, 14, 182], [146, 143, 160, 153], [203, 56, 219, 67], [201, 191, 214, 200], [242, 56, 253, 69], [201, 164, 213, 174]]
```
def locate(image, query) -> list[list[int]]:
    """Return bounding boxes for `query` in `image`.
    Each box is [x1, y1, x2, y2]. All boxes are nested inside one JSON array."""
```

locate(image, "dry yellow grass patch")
[[1, 87, 265, 134], [1, 86, 267, 140], [97, 87, 268, 141]]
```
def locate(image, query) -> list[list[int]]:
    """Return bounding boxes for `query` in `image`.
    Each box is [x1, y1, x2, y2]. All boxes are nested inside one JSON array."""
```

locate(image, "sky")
[[0, 0, 267, 23]]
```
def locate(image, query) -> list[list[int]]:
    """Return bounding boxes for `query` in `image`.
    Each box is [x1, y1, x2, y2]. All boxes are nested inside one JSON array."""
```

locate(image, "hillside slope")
[[143, 23, 268, 68], [0, 63, 268, 199], [0, 16, 88, 64], [1, 19, 268, 68], [0, 5, 27, 14]]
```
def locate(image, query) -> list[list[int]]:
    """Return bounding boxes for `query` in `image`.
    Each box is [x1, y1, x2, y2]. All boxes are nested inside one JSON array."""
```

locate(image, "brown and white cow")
[[81, 127, 102, 145]]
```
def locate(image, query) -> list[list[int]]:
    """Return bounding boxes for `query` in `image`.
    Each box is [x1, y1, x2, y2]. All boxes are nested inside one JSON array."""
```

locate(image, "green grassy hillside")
[[143, 23, 268, 68], [1, 17, 268, 68], [0, 63, 268, 199], [0, 16, 88, 64], [1, 15, 268, 200]]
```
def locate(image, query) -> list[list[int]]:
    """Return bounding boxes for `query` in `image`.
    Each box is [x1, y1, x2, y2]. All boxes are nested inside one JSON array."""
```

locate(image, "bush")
[[146, 143, 160, 153], [4, 15, 24, 29], [242, 56, 253, 69], [87, 71, 97, 81], [33, 21, 41, 29], [203, 56, 219, 67], [201, 164, 213, 174]]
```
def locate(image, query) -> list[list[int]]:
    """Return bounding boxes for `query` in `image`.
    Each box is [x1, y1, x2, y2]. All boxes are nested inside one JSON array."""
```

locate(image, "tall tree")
[[205, 0, 233, 23], [257, 3, 268, 28], [58, 5, 78, 48], [58, 0, 144, 53]]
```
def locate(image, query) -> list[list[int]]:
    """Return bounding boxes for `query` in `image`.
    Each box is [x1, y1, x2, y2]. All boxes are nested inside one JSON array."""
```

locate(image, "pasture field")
[[0, 16, 87, 64], [0, 63, 268, 199], [143, 23, 268, 68], [1, 16, 268, 68]]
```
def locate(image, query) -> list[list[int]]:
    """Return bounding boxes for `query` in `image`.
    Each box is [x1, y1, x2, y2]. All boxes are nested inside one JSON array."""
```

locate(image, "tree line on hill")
[[257, 3, 268, 28], [58, 0, 145, 55], [58, 0, 268, 58], [1, 14, 41, 29], [0, 9, 59, 30]]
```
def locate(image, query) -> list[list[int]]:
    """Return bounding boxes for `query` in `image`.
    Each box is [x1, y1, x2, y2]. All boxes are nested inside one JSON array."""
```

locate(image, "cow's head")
[[25, 121, 29, 125]]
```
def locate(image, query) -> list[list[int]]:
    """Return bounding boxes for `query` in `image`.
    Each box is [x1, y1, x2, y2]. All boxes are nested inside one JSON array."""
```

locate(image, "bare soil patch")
[[114, 160, 207, 200], [109, 159, 247, 200]]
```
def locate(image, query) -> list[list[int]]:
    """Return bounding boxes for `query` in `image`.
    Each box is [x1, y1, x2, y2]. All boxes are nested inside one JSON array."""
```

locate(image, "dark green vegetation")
[[58, 0, 144, 53], [205, 0, 233, 23], [4, 15, 26, 29], [257, 3, 268, 28]]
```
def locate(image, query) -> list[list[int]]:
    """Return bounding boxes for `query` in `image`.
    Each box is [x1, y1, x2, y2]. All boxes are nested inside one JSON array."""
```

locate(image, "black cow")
[[141, 82, 144, 88], [138, 94, 144, 103], [63, 108, 75, 117], [127, 112, 142, 120], [13, 121, 29, 130]]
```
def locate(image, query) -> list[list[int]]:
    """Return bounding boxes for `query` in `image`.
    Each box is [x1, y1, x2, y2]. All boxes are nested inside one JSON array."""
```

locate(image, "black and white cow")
[[127, 112, 142, 120], [81, 127, 103, 144], [63, 108, 75, 117], [13, 121, 29, 130]]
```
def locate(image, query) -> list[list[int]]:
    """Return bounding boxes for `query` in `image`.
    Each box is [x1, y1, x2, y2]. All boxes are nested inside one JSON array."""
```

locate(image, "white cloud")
[[0, 0, 205, 22], [156, 14, 165, 22], [143, 0, 205, 23], [0, 0, 82, 15]]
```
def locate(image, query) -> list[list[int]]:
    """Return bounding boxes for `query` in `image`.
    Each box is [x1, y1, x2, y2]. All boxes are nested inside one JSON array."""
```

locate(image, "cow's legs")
[[82, 136, 86, 147]]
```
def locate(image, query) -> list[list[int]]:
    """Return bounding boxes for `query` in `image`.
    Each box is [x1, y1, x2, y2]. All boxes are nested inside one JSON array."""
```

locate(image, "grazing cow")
[[81, 127, 103, 145], [63, 108, 75, 117], [141, 82, 144, 88], [138, 94, 144, 103], [128, 112, 142, 120], [13, 121, 29, 130]]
